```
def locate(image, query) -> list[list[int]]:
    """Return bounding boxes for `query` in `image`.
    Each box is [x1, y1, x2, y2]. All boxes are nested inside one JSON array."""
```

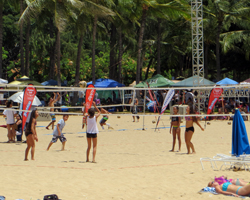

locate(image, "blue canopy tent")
[[232, 110, 250, 156], [216, 77, 238, 85], [87, 78, 125, 88], [41, 79, 67, 86], [87, 79, 125, 100]]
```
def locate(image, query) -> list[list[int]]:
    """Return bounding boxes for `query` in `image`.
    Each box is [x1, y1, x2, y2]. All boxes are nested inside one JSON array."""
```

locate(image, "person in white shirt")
[[3, 101, 17, 142], [47, 114, 69, 151], [84, 102, 100, 163]]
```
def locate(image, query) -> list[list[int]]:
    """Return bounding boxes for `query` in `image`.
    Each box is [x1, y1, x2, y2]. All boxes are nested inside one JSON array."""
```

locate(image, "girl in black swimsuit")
[[24, 110, 39, 161], [185, 105, 204, 154]]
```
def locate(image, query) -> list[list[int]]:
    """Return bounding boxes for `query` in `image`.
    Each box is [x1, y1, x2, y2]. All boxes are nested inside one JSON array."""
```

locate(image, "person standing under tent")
[[170, 106, 181, 152], [24, 110, 39, 161], [46, 92, 60, 130], [129, 97, 140, 122], [185, 105, 204, 154], [3, 101, 17, 142], [85, 102, 101, 163]]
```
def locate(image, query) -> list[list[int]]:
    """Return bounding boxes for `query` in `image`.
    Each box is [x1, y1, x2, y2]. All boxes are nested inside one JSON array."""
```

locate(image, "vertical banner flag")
[[156, 89, 175, 129], [22, 84, 37, 131], [207, 88, 223, 115], [85, 84, 96, 113]]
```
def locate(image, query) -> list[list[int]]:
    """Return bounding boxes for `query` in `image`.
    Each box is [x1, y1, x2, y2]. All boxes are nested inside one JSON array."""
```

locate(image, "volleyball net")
[[0, 83, 250, 120]]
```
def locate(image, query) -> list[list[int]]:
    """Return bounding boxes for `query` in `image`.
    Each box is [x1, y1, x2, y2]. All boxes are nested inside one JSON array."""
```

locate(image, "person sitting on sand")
[[208, 180, 250, 197], [47, 114, 69, 151], [84, 102, 100, 163], [170, 106, 181, 152], [24, 110, 39, 161], [216, 108, 225, 120], [185, 105, 204, 154]]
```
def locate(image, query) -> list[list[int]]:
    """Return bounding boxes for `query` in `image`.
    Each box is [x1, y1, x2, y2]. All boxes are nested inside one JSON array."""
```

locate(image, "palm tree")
[[0, 0, 4, 78], [19, 0, 83, 86], [204, 0, 248, 80]]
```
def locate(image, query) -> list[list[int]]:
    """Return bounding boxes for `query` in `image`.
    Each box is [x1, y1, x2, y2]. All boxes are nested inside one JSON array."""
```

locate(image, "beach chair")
[[200, 153, 250, 170], [200, 110, 250, 170]]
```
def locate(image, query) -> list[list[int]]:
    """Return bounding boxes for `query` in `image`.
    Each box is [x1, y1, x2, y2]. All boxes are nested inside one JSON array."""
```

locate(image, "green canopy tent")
[[134, 74, 174, 88], [172, 75, 215, 87]]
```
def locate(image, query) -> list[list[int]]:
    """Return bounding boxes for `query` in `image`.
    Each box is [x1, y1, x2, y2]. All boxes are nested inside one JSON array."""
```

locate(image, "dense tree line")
[[1, 0, 250, 86]]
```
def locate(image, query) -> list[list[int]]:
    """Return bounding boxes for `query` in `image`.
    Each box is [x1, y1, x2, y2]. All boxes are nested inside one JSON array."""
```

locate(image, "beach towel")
[[198, 187, 248, 198]]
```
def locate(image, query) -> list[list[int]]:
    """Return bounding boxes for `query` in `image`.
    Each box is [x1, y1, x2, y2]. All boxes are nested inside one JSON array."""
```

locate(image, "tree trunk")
[[140, 48, 145, 80], [136, 9, 147, 84], [20, 0, 24, 75], [109, 23, 116, 80], [118, 28, 123, 83], [157, 18, 161, 74], [49, 18, 55, 79], [56, 29, 61, 86], [25, 17, 30, 76], [204, 43, 208, 79], [0, 4, 3, 78], [75, 33, 83, 86], [92, 16, 97, 84], [179, 54, 183, 77], [145, 57, 154, 80], [216, 22, 222, 81]]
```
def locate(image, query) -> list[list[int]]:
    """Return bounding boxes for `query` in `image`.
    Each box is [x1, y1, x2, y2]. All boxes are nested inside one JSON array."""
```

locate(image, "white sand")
[[0, 115, 250, 200]]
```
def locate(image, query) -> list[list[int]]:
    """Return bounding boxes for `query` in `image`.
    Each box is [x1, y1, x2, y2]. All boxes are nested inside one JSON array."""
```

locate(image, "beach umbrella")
[[8, 92, 42, 106], [232, 109, 250, 156]]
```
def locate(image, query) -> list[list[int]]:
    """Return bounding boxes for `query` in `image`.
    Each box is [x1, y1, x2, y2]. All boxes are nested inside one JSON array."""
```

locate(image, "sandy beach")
[[0, 114, 250, 200]]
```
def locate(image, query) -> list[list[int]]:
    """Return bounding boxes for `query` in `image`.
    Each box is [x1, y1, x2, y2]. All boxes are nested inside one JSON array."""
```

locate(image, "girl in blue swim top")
[[208, 181, 250, 197], [185, 105, 204, 154], [170, 106, 181, 152]]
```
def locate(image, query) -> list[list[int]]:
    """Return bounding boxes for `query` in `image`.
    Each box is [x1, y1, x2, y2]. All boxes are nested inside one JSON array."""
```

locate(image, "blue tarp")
[[41, 79, 67, 86], [216, 77, 238, 85], [87, 78, 125, 88], [232, 110, 250, 156]]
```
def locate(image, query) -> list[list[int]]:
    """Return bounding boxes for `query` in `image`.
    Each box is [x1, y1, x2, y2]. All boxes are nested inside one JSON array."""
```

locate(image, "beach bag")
[[43, 194, 59, 200]]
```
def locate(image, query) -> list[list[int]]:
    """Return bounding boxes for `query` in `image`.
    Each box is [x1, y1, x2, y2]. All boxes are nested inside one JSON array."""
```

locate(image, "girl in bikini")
[[185, 105, 204, 154], [24, 110, 39, 161], [170, 106, 181, 152], [208, 180, 250, 197]]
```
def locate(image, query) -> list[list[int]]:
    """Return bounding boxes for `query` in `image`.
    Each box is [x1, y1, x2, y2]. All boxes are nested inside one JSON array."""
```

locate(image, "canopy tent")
[[87, 78, 125, 88], [240, 78, 250, 85], [8, 92, 42, 106], [172, 75, 215, 87], [232, 109, 250, 156], [216, 77, 238, 85], [0, 78, 8, 84], [9, 76, 42, 86], [41, 79, 67, 86], [134, 74, 174, 88], [87, 79, 125, 100]]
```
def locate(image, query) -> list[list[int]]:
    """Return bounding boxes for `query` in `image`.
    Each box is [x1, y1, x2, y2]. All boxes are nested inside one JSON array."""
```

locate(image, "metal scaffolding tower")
[[191, 0, 205, 112]]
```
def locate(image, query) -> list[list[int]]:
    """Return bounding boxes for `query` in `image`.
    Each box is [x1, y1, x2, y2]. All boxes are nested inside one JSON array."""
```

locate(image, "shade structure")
[[232, 110, 250, 156], [0, 78, 8, 84], [41, 79, 67, 86], [216, 77, 238, 85], [172, 75, 215, 87], [87, 78, 125, 88], [8, 92, 42, 106], [134, 74, 174, 88], [240, 78, 250, 85], [9, 76, 42, 86]]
